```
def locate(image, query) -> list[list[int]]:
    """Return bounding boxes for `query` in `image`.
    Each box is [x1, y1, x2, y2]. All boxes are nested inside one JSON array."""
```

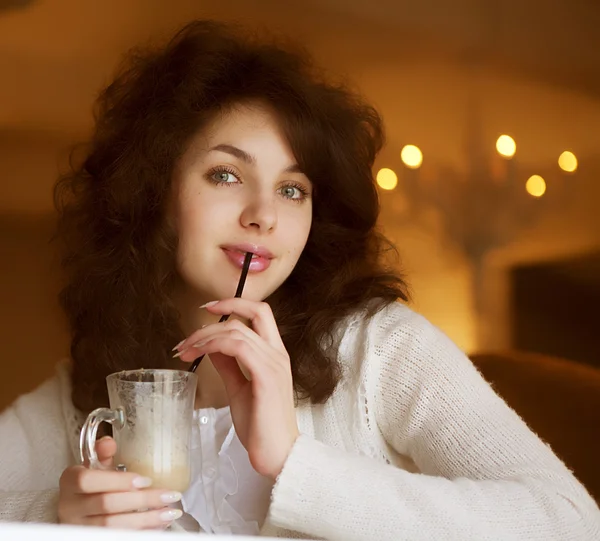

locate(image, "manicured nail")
[[172, 350, 184, 359], [172, 340, 185, 352], [159, 508, 183, 522], [199, 300, 219, 309], [132, 476, 153, 488], [192, 340, 209, 348], [160, 491, 182, 504]]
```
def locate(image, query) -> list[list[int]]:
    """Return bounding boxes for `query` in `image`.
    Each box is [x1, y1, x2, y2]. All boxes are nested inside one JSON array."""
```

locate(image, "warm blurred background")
[[0, 0, 598, 498]]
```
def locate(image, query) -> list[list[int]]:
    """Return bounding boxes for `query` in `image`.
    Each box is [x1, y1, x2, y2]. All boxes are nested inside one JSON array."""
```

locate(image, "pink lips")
[[221, 243, 273, 273]]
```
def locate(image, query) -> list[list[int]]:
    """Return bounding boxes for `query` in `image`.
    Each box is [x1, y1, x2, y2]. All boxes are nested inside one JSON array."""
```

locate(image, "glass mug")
[[79, 369, 198, 493]]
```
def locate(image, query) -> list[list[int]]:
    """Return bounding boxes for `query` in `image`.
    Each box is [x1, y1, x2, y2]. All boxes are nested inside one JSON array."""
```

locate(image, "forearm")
[[268, 435, 599, 541]]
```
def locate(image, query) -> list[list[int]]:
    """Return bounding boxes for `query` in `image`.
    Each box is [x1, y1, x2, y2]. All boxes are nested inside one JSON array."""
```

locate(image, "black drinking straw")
[[188, 251, 253, 373]]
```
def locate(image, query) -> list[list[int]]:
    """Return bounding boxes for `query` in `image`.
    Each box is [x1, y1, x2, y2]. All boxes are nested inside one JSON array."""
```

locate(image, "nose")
[[239, 195, 277, 232]]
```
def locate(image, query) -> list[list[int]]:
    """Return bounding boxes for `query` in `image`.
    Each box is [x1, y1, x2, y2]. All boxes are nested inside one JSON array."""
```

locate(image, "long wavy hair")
[[54, 19, 409, 413]]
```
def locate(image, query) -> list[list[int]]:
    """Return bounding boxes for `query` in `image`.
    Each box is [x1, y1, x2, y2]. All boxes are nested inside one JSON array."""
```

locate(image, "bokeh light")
[[558, 151, 578, 173], [400, 145, 423, 169], [496, 135, 516, 158], [376, 168, 398, 190], [526, 175, 546, 198]]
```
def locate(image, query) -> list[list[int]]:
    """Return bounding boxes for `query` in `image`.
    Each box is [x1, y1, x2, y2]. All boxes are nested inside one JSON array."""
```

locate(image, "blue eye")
[[280, 183, 309, 202], [210, 169, 239, 184], [212, 171, 237, 183], [282, 186, 298, 198]]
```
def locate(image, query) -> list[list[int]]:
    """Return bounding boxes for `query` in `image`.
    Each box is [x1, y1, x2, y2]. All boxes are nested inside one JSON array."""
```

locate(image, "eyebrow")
[[209, 143, 304, 174]]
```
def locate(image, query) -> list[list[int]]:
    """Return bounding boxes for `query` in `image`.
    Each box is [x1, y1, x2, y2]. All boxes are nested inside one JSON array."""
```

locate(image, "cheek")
[[285, 212, 312, 261], [299, 210, 312, 246], [178, 207, 205, 246], [177, 189, 223, 239], [175, 206, 213, 266]]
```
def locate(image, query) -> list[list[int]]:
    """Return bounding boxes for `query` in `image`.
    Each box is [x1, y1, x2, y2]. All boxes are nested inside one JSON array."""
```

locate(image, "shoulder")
[[0, 361, 76, 489], [6, 372, 61, 418], [337, 301, 496, 442], [2, 361, 79, 452], [6, 360, 72, 420], [337, 299, 477, 386], [337, 299, 461, 360], [370, 300, 466, 361]]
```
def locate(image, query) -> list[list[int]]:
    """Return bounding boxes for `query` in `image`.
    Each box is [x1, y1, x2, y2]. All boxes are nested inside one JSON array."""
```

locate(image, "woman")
[[0, 19, 598, 540]]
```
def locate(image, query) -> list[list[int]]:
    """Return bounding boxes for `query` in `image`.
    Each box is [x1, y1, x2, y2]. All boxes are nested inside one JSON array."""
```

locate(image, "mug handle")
[[79, 407, 125, 469]]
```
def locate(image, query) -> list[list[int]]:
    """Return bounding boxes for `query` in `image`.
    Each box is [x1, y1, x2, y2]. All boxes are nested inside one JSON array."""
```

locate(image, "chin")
[[186, 268, 285, 303]]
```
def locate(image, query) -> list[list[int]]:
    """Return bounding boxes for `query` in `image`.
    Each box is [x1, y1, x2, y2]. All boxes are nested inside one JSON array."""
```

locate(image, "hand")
[[58, 436, 183, 528], [175, 299, 300, 480]]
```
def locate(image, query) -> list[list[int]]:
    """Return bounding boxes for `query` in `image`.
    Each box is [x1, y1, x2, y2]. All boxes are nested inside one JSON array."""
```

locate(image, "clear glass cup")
[[79, 369, 197, 492]]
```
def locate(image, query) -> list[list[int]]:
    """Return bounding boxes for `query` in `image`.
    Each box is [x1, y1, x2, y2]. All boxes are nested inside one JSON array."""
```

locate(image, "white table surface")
[[0, 521, 281, 540]]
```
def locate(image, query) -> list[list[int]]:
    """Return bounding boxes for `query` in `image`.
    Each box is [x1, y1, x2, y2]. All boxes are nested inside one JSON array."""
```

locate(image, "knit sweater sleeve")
[[0, 374, 72, 523], [0, 490, 60, 523], [268, 304, 600, 540]]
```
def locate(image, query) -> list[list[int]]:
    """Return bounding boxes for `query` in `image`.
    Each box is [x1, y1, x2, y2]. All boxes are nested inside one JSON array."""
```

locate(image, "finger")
[[176, 319, 261, 357], [86, 507, 183, 529], [95, 436, 117, 468], [191, 336, 275, 386], [177, 325, 266, 364], [62, 466, 153, 494], [82, 488, 183, 516], [178, 328, 279, 373], [202, 299, 284, 348]]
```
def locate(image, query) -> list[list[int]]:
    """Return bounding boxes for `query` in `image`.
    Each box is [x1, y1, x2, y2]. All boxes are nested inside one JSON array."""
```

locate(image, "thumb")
[[94, 436, 117, 468]]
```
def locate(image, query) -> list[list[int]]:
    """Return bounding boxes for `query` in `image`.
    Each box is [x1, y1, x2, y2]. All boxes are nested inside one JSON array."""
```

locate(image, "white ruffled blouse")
[[181, 407, 274, 535]]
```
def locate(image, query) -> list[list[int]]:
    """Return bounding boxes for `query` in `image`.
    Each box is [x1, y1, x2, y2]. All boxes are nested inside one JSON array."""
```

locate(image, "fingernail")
[[132, 476, 153, 488], [160, 491, 182, 504], [199, 300, 219, 309], [172, 339, 185, 352], [192, 340, 207, 348], [160, 508, 183, 522], [172, 350, 184, 359], [98, 435, 112, 442]]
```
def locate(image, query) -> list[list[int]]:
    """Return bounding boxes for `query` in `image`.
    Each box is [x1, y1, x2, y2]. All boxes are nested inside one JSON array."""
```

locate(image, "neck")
[[171, 286, 229, 410], [172, 284, 216, 336]]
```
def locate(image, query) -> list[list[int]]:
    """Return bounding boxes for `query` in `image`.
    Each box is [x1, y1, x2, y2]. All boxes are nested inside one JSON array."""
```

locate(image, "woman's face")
[[173, 102, 313, 304]]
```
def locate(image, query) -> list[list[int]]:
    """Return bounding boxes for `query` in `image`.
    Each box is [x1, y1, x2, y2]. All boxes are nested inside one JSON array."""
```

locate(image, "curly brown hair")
[[53, 20, 409, 413]]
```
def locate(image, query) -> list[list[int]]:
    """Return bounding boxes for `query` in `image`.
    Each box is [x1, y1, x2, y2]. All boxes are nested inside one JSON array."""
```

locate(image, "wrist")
[[268, 430, 300, 481]]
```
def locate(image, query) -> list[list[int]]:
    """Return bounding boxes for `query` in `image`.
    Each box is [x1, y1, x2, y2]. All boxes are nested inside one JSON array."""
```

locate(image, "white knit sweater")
[[0, 302, 598, 539]]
